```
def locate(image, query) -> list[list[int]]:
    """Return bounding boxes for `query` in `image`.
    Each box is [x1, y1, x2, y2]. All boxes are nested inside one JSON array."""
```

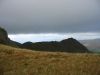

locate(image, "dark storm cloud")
[[0, 0, 100, 34]]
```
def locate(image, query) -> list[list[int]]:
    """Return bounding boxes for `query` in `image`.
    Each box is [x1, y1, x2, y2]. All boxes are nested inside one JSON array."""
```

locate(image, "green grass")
[[0, 44, 100, 75]]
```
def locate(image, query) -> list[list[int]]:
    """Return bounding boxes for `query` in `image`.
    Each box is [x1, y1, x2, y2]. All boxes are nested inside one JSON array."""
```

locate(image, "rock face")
[[0, 27, 9, 44], [0, 27, 21, 47]]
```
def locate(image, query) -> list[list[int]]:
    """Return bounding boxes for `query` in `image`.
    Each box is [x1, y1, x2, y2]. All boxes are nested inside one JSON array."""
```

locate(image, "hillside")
[[0, 44, 100, 75], [22, 38, 89, 53]]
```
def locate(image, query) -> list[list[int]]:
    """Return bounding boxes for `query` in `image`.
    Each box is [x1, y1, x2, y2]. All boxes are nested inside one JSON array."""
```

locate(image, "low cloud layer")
[[8, 33, 100, 43], [0, 0, 100, 34]]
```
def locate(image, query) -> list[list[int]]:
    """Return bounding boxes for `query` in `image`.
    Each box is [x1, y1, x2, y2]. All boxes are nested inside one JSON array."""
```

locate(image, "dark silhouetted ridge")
[[22, 38, 89, 53], [0, 27, 89, 53], [60, 38, 89, 52]]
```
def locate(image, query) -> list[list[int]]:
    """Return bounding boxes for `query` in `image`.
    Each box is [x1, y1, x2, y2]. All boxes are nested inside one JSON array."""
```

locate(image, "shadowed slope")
[[22, 38, 89, 53]]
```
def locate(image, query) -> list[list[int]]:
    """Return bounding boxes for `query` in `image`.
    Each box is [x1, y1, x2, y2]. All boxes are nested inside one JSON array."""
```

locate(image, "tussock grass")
[[0, 44, 100, 75]]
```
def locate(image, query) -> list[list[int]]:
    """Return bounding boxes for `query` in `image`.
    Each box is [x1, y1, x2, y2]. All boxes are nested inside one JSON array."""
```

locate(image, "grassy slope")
[[0, 44, 100, 75]]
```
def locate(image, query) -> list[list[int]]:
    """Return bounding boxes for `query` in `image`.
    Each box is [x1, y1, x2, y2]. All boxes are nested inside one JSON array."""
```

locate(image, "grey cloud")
[[0, 0, 100, 34]]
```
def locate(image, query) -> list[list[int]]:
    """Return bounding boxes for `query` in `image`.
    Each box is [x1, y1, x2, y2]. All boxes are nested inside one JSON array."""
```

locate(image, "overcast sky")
[[0, 0, 100, 42]]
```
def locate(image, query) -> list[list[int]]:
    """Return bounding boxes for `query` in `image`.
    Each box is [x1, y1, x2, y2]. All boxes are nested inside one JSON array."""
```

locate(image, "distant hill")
[[80, 39, 100, 52], [0, 26, 89, 53], [22, 38, 89, 53]]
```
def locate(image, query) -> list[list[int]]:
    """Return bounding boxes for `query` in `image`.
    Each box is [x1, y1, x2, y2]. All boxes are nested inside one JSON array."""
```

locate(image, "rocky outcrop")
[[0, 27, 9, 44], [0, 27, 21, 47]]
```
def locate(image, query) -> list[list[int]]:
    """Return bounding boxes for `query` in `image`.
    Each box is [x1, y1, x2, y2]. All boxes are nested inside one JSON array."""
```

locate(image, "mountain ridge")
[[22, 38, 89, 53], [0, 27, 89, 53]]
